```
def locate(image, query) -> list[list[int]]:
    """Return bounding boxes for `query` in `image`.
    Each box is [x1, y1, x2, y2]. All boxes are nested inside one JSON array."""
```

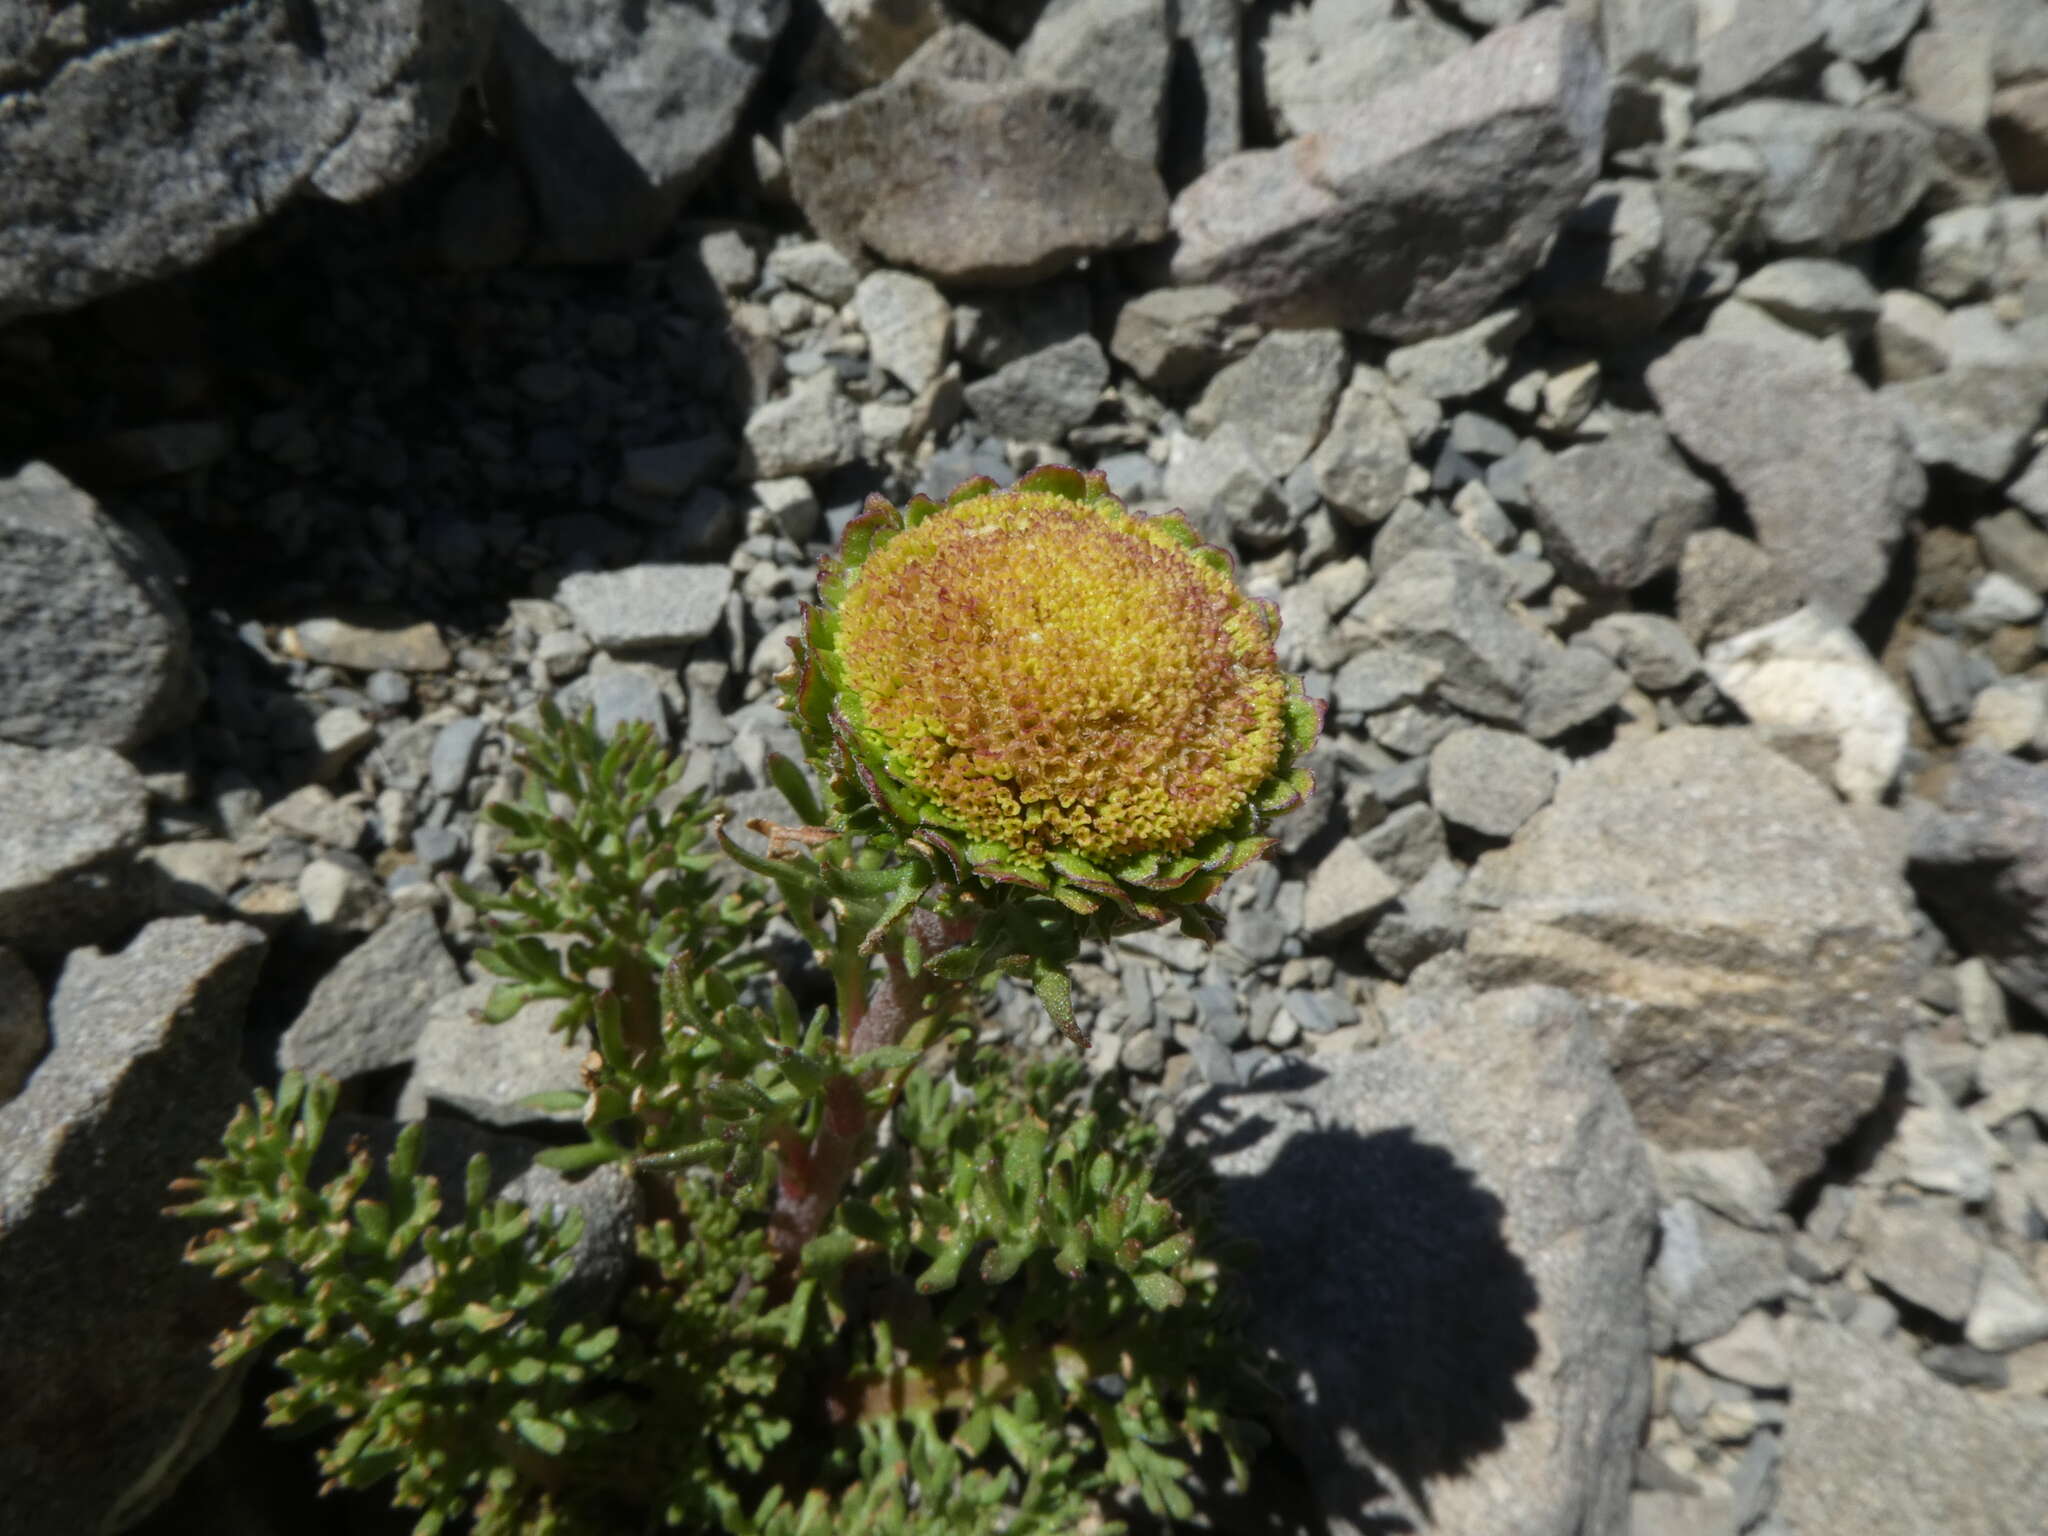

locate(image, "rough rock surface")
[[1197, 987, 1655, 1536], [0, 744, 150, 959], [1464, 728, 1920, 1188], [0, 462, 192, 750], [1170, 10, 1608, 339], [1648, 338, 1925, 621], [277, 907, 464, 1080], [788, 77, 1168, 283], [0, 918, 266, 1536], [1910, 749, 2048, 1018]]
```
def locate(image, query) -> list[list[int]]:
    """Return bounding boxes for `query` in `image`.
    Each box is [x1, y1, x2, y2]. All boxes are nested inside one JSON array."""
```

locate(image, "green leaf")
[[1131, 1270, 1187, 1311], [516, 1090, 587, 1114], [535, 1141, 623, 1173], [514, 1415, 568, 1457], [766, 752, 826, 826]]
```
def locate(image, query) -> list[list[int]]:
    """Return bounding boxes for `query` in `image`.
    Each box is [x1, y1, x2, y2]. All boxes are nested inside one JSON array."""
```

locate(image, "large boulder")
[[788, 75, 1169, 283], [483, 0, 787, 262], [1648, 338, 1925, 622], [1197, 987, 1655, 1536], [0, 0, 489, 320], [1170, 9, 1607, 340], [0, 462, 193, 750], [1464, 728, 1921, 1189], [0, 917, 266, 1535]]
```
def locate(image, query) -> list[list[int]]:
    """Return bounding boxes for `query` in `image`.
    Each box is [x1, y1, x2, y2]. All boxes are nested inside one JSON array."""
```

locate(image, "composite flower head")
[[784, 466, 1321, 923]]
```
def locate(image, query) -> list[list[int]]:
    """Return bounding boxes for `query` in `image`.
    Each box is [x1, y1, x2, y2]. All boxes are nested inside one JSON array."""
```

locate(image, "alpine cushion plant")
[[171, 468, 1322, 1535]]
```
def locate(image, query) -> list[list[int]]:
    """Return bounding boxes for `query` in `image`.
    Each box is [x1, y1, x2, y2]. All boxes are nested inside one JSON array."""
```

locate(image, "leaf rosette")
[[782, 467, 1321, 931]]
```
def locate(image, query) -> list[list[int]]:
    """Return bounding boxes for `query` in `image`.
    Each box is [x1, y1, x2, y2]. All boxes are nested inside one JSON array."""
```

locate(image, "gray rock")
[[1677, 528, 1805, 649], [1781, 1320, 2048, 1536], [1904, 29, 1995, 132], [0, 945, 45, 1104], [1332, 648, 1443, 719], [1694, 1310, 1790, 1391], [1165, 0, 1243, 182], [1692, 102, 1936, 251], [962, 333, 1109, 441], [1861, 1198, 1986, 1321], [1428, 727, 1558, 838], [1189, 329, 1348, 479], [1018, 0, 1171, 168], [806, 0, 946, 86], [1, 462, 192, 750], [1979, 508, 2048, 594], [1384, 306, 1530, 401], [0, 918, 265, 1534], [1602, 0, 1697, 79], [301, 858, 386, 938], [485, 0, 786, 263], [0, 0, 487, 320], [1583, 613, 1702, 692], [1734, 257, 1882, 335], [952, 282, 1092, 371], [1993, 79, 2048, 190], [1651, 1197, 1791, 1347], [788, 76, 1168, 283], [1910, 749, 2048, 1017], [1905, 631, 1981, 730], [278, 908, 464, 1080], [1966, 1248, 2048, 1352], [1651, 1144, 1782, 1230], [1648, 339, 1925, 621], [1163, 427, 1291, 549], [895, 19, 1016, 84], [1519, 644, 1632, 741], [428, 716, 487, 799], [1349, 551, 1550, 725], [1701, 295, 1856, 371], [0, 743, 148, 959], [1528, 176, 1706, 345], [1311, 367, 1416, 526], [555, 563, 735, 651], [1358, 802, 1449, 886], [288, 615, 453, 672], [853, 269, 951, 392], [397, 980, 585, 1128], [583, 662, 673, 743], [741, 376, 859, 478], [1882, 367, 2048, 484], [1464, 728, 1920, 1188], [1170, 10, 1607, 340], [763, 238, 862, 305], [2010, 447, 2048, 522], [1874, 288, 1953, 382], [1302, 839, 1402, 941], [1108, 285, 1251, 395], [1260, 10, 1469, 140], [1817, 0, 1927, 64], [1696, 0, 1825, 108], [1525, 419, 1716, 595], [1194, 987, 1655, 1536]]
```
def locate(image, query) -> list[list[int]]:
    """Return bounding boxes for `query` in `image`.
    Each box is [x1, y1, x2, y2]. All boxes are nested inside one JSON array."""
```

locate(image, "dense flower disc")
[[785, 467, 1320, 916], [835, 488, 1285, 866]]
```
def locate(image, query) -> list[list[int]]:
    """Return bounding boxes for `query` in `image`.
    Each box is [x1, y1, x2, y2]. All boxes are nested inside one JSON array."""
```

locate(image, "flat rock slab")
[[555, 563, 735, 651], [0, 462, 192, 749], [1194, 986, 1654, 1536], [1779, 1321, 2048, 1536], [788, 76, 1167, 283], [0, 917, 266, 1535], [1170, 9, 1607, 339], [1463, 727, 1920, 1189], [277, 907, 463, 1080], [1648, 338, 1924, 622]]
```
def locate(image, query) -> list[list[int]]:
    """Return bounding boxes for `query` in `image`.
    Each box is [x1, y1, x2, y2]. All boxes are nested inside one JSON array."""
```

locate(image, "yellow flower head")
[[784, 467, 1319, 922]]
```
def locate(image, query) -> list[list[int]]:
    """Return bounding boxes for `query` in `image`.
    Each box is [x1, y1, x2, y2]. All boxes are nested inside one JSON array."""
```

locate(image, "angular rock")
[[961, 333, 1109, 441], [0, 918, 265, 1534], [1464, 728, 1920, 1187], [788, 76, 1168, 283], [1108, 285, 1251, 395], [1427, 727, 1558, 838], [0, 744, 149, 959], [807, 0, 947, 86], [1780, 1321, 2048, 1536], [1260, 9, 1469, 140], [1648, 338, 1925, 621], [1991, 79, 2048, 191], [1583, 613, 1702, 693], [1874, 288, 1954, 382], [1525, 419, 1716, 595], [1704, 607, 1911, 805], [1676, 528, 1805, 649], [397, 981, 583, 1129], [1188, 329, 1348, 479], [1696, 0, 1825, 108], [741, 377, 859, 478], [1384, 306, 1529, 401], [1966, 1248, 2048, 1352], [1734, 257, 1882, 335], [1359, 802, 1450, 886], [287, 615, 453, 673], [1170, 10, 1608, 340], [1702, 295, 1855, 371], [1978, 508, 2048, 593], [1910, 748, 2048, 1018], [555, 563, 735, 651], [1302, 839, 1402, 942], [1651, 1196, 1791, 1348], [853, 270, 952, 392], [485, 0, 787, 262], [1163, 427, 1290, 549], [0, 0, 488, 320], [1193, 987, 1654, 1536], [1692, 102, 1936, 251], [277, 908, 464, 1081], [1311, 367, 1416, 527], [1904, 29, 1996, 132], [1165, 0, 1243, 183], [1348, 551, 1549, 725], [1, 462, 192, 750], [1017, 0, 1171, 169], [1881, 366, 2048, 485], [1528, 176, 1707, 345], [1817, 0, 1927, 64]]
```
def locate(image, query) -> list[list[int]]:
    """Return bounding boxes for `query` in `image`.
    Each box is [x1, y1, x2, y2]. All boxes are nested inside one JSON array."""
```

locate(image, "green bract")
[[782, 466, 1322, 933]]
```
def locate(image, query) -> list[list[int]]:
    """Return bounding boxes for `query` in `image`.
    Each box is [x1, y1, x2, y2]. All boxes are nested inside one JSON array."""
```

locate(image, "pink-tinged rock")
[[1168, 8, 1606, 341]]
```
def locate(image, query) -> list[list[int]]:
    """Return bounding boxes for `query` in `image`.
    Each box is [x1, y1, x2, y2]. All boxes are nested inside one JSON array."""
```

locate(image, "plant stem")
[[767, 908, 974, 1258]]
